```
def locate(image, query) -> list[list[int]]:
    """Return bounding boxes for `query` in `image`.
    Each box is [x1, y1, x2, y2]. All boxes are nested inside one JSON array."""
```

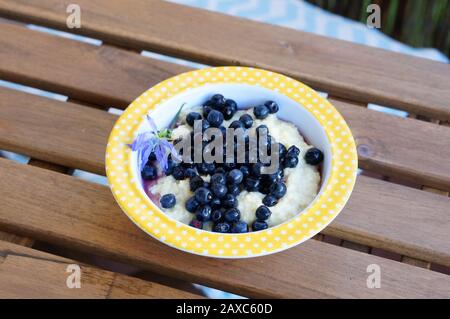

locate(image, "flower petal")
[[160, 139, 181, 161], [146, 115, 158, 133]]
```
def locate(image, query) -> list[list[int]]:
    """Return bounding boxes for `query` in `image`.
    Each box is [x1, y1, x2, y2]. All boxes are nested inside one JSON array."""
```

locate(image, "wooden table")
[[0, 0, 449, 299]]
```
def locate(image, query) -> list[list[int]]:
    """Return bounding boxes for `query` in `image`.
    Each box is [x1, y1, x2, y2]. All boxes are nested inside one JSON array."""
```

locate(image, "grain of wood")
[[326, 175, 450, 266], [331, 97, 450, 190], [2, 34, 450, 190], [0, 87, 116, 175], [4, 23, 450, 188], [0, 159, 67, 246], [0, 158, 449, 298], [0, 0, 449, 119], [0, 240, 202, 298], [0, 23, 189, 108], [1, 87, 450, 265]]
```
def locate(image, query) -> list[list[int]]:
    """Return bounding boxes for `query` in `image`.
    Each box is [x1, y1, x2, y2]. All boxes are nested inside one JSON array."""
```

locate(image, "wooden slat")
[[0, 159, 67, 246], [2, 90, 450, 265], [0, 1, 449, 119], [0, 158, 449, 298], [0, 240, 202, 298], [0, 23, 189, 108], [327, 175, 450, 266], [0, 87, 115, 175], [1, 22, 450, 189], [331, 98, 450, 190]]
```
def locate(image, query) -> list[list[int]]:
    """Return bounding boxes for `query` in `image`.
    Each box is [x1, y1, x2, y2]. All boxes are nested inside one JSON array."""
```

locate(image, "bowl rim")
[[105, 66, 358, 258]]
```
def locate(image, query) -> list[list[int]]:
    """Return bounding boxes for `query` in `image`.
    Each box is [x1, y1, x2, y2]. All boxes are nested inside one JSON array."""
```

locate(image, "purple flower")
[[128, 115, 180, 172]]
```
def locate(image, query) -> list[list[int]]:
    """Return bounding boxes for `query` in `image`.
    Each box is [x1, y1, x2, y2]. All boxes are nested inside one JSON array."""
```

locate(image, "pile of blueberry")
[[141, 94, 324, 233]]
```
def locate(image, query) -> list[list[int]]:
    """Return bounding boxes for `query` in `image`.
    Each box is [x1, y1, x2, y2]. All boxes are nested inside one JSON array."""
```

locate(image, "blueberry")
[[239, 114, 253, 129], [189, 219, 203, 229], [264, 100, 279, 114], [195, 187, 213, 204], [148, 152, 157, 161], [214, 222, 231, 233], [202, 106, 213, 118], [184, 167, 197, 179], [258, 183, 271, 195], [222, 194, 237, 208], [284, 155, 299, 168], [270, 182, 287, 199], [197, 162, 215, 175], [264, 170, 284, 184], [231, 221, 248, 233], [222, 99, 237, 120], [224, 208, 240, 223], [253, 105, 270, 119], [287, 145, 300, 157], [277, 143, 287, 158], [164, 159, 175, 176], [210, 94, 226, 109], [205, 162, 216, 174], [262, 195, 278, 207], [195, 205, 212, 222], [239, 165, 250, 178], [185, 197, 199, 213], [211, 173, 226, 185], [189, 175, 204, 192], [160, 194, 176, 209], [182, 161, 195, 169], [251, 162, 264, 177], [223, 162, 237, 171], [255, 205, 272, 220], [252, 220, 268, 231], [207, 110, 224, 127], [186, 112, 202, 127], [227, 184, 241, 196], [211, 210, 223, 223], [227, 169, 244, 185], [215, 167, 226, 175], [225, 99, 237, 112], [141, 164, 157, 180], [304, 147, 324, 165], [210, 197, 222, 209], [201, 120, 211, 132], [229, 120, 244, 130], [222, 106, 235, 120], [172, 166, 185, 180], [212, 183, 227, 198], [244, 176, 260, 191]]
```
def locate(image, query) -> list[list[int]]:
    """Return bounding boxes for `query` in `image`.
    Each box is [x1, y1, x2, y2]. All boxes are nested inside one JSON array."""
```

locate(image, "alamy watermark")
[[366, 4, 381, 29], [66, 4, 81, 29], [66, 264, 81, 289], [366, 264, 381, 289]]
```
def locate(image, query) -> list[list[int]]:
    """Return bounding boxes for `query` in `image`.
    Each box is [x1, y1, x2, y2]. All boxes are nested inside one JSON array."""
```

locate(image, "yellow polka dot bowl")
[[105, 67, 358, 258]]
